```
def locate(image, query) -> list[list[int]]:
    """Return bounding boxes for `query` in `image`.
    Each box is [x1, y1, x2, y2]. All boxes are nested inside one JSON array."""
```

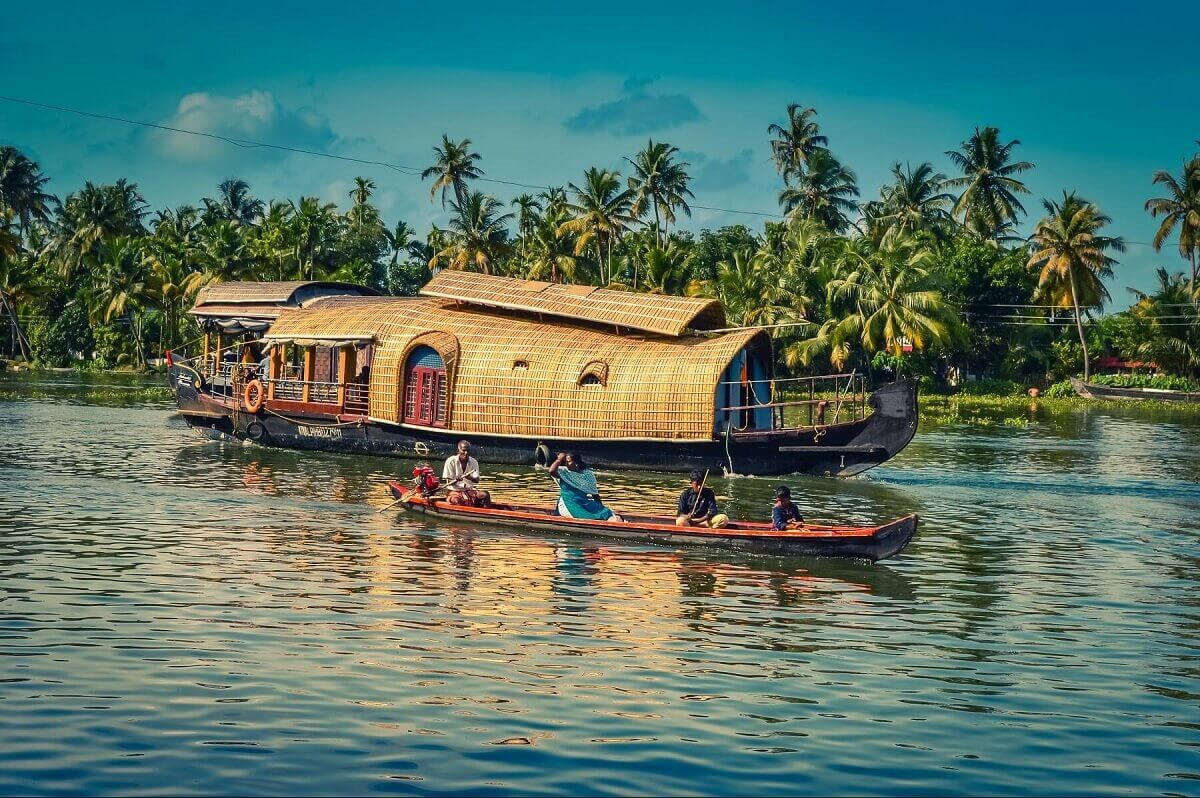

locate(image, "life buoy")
[[245, 420, 266, 442], [534, 443, 551, 467], [243, 379, 264, 413]]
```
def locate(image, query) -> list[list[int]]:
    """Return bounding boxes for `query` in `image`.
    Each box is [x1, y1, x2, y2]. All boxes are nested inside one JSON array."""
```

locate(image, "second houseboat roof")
[[419, 271, 726, 337]]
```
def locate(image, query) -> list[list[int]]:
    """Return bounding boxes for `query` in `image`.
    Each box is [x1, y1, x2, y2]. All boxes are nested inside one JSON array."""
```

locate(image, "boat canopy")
[[419, 271, 726, 337], [189, 280, 380, 333]]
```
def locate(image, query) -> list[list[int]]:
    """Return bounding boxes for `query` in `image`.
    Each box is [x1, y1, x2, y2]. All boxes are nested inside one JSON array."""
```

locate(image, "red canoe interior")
[[387, 481, 901, 540]]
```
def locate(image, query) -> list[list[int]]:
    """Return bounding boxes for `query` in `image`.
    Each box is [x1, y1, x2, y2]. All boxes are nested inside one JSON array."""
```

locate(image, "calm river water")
[[2, 372, 1199, 796]]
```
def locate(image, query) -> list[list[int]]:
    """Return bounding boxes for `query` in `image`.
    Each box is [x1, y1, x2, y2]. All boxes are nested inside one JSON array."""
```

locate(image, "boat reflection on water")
[[381, 520, 915, 616]]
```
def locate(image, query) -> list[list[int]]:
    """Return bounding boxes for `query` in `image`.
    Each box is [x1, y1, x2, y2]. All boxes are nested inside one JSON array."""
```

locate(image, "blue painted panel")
[[406, 345, 444, 370], [714, 348, 772, 433]]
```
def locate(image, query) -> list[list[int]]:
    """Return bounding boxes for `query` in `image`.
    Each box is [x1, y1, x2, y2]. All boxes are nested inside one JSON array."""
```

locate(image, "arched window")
[[403, 345, 447, 426], [578, 361, 608, 387]]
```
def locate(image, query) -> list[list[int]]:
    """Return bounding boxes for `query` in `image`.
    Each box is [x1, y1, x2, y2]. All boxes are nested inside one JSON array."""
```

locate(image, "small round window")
[[513, 359, 529, 370]]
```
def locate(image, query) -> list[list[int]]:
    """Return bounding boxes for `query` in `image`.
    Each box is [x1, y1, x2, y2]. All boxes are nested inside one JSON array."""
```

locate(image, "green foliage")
[[957, 378, 1026, 396], [1091, 373, 1199, 391], [27, 303, 93, 366], [1044, 380, 1077, 398], [91, 323, 131, 369]]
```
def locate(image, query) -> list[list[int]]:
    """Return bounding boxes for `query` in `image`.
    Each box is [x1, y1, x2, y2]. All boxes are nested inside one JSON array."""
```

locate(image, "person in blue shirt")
[[771, 486, 806, 530]]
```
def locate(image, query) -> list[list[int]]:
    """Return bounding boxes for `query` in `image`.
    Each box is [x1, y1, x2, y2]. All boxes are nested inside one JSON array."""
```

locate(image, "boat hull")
[[170, 369, 917, 477], [1071, 378, 1200, 404], [386, 482, 918, 562]]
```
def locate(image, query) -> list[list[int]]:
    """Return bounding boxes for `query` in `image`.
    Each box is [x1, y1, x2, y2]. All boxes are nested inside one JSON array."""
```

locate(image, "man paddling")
[[675, 470, 728, 528], [443, 440, 490, 507]]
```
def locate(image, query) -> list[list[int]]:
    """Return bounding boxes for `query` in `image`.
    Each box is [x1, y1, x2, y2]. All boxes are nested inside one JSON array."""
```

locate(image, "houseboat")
[[168, 273, 918, 476]]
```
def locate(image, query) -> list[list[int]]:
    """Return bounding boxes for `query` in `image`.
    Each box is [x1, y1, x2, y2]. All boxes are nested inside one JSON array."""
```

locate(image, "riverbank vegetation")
[[2, 112, 1198, 389]]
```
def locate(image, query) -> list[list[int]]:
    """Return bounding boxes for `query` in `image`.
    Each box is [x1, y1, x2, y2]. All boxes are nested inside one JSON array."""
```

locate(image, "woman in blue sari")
[[548, 452, 622, 522]]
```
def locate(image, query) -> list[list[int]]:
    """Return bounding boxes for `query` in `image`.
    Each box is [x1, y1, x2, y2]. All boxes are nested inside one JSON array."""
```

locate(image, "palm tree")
[[788, 232, 956, 371], [693, 248, 806, 330], [145, 206, 206, 349], [204, 178, 264, 225], [768, 104, 828, 184], [289, 197, 340, 280], [778, 150, 859, 233], [558, 168, 636, 285], [539, 186, 569, 219], [1027, 192, 1125, 380], [0, 146, 55, 237], [182, 220, 254, 294], [430, 191, 514, 274], [1145, 156, 1200, 298], [252, 201, 296, 281], [91, 236, 152, 368], [0, 212, 35, 359], [945, 127, 1034, 240], [1129, 268, 1200, 376], [511, 194, 542, 262], [877, 162, 955, 238], [50, 180, 148, 278], [347, 177, 377, 232], [626, 140, 694, 246], [421, 135, 484, 209], [524, 219, 579, 283]]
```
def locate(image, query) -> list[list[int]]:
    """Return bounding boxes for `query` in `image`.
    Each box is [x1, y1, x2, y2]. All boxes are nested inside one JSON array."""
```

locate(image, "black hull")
[[1071, 378, 1200, 404], [170, 372, 917, 477]]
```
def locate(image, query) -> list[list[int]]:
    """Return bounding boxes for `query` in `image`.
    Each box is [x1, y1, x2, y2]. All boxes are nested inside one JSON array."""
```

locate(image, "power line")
[[4, 94, 1194, 234], [1, 94, 790, 220]]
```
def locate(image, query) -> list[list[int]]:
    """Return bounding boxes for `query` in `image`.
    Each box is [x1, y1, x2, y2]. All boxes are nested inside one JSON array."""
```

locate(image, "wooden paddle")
[[686, 469, 710, 522], [376, 482, 450, 513]]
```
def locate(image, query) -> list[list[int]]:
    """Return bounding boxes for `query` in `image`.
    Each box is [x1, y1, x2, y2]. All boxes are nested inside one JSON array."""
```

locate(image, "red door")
[[404, 366, 446, 427]]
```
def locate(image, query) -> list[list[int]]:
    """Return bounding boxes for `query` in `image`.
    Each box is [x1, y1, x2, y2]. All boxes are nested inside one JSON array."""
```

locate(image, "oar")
[[687, 469, 710, 522], [376, 482, 450, 513]]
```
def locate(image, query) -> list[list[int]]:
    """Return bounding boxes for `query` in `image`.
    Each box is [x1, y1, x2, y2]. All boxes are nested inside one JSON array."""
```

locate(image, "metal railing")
[[717, 373, 867, 431]]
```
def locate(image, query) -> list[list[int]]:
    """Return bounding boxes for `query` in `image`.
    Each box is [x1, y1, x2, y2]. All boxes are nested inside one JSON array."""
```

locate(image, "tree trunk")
[[0, 292, 31, 361], [1068, 270, 1090, 381], [653, 198, 662, 248]]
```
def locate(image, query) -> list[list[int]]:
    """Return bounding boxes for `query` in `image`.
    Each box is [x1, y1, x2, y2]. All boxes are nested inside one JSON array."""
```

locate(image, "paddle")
[[376, 481, 452, 513]]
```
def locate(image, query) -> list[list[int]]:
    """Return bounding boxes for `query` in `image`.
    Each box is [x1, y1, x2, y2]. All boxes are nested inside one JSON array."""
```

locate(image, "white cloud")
[[151, 90, 336, 161]]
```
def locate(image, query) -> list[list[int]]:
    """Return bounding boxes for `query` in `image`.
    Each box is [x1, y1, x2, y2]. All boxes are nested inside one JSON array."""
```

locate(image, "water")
[[2, 372, 1199, 796]]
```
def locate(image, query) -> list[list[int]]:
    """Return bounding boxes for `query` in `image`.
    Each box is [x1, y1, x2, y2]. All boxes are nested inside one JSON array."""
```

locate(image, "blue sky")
[[3, 0, 1199, 298]]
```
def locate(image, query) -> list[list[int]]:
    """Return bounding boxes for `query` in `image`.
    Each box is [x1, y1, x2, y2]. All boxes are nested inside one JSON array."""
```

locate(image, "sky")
[[3, 0, 1199, 299]]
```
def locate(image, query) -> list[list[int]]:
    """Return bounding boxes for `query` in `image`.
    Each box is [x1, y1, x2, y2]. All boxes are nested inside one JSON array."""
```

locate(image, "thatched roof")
[[190, 281, 379, 320], [419, 271, 726, 337], [265, 296, 767, 440]]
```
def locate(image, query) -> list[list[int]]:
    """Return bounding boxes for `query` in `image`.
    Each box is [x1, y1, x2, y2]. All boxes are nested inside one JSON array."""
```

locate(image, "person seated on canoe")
[[548, 452, 622, 522], [676, 470, 729, 528], [443, 440, 491, 507], [772, 486, 806, 530]]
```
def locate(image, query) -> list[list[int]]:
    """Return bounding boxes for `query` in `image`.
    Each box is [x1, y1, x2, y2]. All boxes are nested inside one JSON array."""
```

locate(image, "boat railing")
[[718, 373, 867, 430], [265, 378, 340, 405], [343, 382, 370, 415]]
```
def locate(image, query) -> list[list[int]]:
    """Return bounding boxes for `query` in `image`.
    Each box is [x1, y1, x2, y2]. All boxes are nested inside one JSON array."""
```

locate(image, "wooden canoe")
[[1071, 378, 1200, 404], [385, 481, 918, 562]]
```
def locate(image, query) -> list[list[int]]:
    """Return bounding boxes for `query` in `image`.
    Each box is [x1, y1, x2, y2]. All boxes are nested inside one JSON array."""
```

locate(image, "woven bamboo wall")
[[266, 296, 768, 440]]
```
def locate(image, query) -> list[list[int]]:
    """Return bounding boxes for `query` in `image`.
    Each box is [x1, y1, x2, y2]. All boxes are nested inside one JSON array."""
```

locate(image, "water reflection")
[[2, 372, 1200, 795]]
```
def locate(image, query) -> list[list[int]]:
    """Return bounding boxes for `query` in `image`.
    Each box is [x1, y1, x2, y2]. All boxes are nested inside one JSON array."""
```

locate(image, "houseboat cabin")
[[171, 272, 917, 476]]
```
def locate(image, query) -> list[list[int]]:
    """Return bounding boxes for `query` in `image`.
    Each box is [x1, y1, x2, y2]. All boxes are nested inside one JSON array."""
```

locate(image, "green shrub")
[[1044, 380, 1077, 398], [27, 304, 93, 367], [1091, 373, 1199, 391]]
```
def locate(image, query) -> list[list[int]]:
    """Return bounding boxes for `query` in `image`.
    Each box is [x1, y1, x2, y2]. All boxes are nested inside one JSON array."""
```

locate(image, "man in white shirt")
[[442, 439, 490, 507]]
